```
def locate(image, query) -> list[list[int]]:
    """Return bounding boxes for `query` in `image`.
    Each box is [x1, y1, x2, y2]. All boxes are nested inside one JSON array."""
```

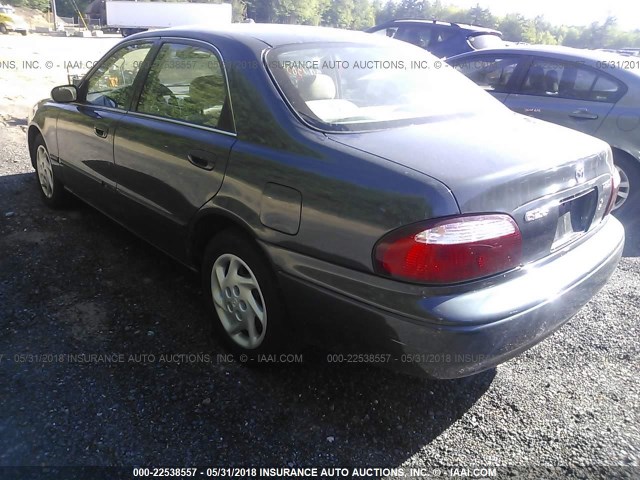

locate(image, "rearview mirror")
[[51, 85, 78, 103]]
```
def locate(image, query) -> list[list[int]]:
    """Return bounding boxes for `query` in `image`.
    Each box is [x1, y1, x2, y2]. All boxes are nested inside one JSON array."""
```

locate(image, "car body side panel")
[[188, 35, 460, 272], [598, 99, 640, 163], [504, 94, 614, 136], [211, 132, 459, 272], [111, 114, 236, 260], [55, 104, 125, 214]]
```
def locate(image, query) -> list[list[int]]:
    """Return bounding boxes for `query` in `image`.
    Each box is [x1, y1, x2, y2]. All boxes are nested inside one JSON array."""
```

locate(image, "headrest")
[[298, 74, 336, 101]]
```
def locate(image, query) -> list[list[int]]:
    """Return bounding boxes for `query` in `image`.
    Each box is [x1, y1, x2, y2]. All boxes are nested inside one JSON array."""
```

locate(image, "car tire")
[[202, 229, 290, 356], [612, 152, 639, 221], [0, 24, 8, 34], [20, 30, 27, 36], [32, 134, 69, 208]]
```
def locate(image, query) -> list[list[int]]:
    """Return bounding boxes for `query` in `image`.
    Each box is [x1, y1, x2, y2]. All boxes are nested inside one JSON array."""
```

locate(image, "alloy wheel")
[[210, 253, 267, 349], [613, 165, 629, 211], [36, 144, 54, 199]]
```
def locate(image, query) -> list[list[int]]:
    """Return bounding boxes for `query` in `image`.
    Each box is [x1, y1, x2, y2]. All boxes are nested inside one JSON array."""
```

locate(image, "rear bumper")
[[269, 216, 624, 379]]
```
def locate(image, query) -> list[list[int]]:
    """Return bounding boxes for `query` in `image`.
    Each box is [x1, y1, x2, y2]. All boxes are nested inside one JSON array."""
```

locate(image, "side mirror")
[[51, 85, 78, 103]]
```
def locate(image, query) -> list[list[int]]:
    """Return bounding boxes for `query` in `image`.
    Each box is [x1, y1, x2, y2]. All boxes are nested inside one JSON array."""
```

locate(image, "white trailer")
[[105, 1, 232, 36]]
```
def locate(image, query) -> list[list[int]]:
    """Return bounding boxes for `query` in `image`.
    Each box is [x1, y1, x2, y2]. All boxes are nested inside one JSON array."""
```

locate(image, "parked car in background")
[[448, 45, 640, 220], [28, 25, 623, 379], [366, 19, 503, 58], [0, 4, 28, 35]]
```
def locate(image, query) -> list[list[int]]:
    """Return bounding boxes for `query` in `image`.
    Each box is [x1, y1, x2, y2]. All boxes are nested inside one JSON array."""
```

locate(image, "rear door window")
[[519, 59, 624, 102], [395, 25, 433, 49], [136, 42, 234, 132]]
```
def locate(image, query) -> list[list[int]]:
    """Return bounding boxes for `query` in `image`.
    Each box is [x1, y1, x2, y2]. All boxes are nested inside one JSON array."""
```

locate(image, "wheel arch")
[[611, 146, 640, 166], [189, 210, 269, 271], [27, 125, 43, 168]]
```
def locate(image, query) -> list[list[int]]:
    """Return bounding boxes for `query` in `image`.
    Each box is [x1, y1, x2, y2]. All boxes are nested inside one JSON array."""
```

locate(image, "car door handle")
[[569, 109, 598, 120], [94, 126, 109, 138], [187, 152, 216, 171]]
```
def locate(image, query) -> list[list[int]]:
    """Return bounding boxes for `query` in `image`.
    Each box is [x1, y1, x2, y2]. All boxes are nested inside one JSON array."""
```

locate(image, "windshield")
[[266, 43, 504, 132], [0, 6, 15, 13]]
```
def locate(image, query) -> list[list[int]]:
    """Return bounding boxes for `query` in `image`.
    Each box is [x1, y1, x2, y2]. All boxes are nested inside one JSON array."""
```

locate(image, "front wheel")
[[32, 134, 69, 208], [0, 24, 8, 34], [202, 229, 290, 355]]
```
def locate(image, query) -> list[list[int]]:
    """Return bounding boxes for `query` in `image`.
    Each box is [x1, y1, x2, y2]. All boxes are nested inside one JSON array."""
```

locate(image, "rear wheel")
[[33, 134, 69, 208], [0, 24, 8, 34], [202, 229, 289, 355], [612, 152, 639, 221]]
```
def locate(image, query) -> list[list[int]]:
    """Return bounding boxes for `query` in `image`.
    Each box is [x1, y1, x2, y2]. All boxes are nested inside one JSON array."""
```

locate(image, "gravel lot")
[[0, 34, 639, 479]]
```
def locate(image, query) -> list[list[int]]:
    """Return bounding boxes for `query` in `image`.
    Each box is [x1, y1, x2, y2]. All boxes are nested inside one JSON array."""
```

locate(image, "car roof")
[[451, 44, 631, 62], [372, 19, 501, 35], [134, 23, 385, 49]]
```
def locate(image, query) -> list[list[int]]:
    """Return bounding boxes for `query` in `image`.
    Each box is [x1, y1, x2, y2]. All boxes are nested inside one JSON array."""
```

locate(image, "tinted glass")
[[591, 75, 621, 102], [467, 34, 504, 50], [370, 27, 398, 38], [137, 43, 232, 131], [395, 26, 432, 49], [267, 43, 504, 132], [453, 56, 520, 92], [86, 43, 153, 109], [521, 59, 621, 102]]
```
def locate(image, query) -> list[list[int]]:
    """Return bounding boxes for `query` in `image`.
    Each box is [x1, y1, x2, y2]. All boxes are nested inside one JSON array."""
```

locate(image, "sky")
[[447, 0, 640, 31]]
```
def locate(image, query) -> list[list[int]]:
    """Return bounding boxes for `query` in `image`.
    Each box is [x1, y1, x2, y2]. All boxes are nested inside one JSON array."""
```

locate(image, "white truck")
[[105, 1, 232, 36]]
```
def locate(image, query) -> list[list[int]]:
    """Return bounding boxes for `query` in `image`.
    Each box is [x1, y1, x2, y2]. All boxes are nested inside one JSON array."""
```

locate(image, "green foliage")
[[5, 0, 639, 49], [371, 1, 640, 48], [4, 0, 50, 12], [322, 0, 374, 29]]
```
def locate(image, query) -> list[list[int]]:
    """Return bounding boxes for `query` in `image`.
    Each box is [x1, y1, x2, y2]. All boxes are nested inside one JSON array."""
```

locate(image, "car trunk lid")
[[328, 112, 615, 265]]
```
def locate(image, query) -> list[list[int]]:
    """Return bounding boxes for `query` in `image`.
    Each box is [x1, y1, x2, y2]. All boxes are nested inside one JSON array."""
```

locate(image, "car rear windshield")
[[266, 43, 504, 132], [467, 34, 504, 50]]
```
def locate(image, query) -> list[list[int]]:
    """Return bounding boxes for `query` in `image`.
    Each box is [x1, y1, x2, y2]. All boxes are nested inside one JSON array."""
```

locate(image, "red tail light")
[[604, 168, 621, 216], [374, 214, 522, 284]]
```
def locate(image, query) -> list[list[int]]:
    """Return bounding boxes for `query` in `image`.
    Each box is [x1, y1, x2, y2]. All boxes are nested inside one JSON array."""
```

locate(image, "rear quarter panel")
[[195, 39, 459, 271]]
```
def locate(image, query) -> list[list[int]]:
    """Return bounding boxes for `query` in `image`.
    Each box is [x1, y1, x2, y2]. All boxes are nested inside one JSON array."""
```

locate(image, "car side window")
[[86, 42, 154, 109], [136, 43, 233, 132], [370, 27, 398, 38], [429, 28, 455, 47], [590, 75, 621, 102], [453, 56, 520, 93], [396, 26, 432, 49], [521, 59, 622, 102]]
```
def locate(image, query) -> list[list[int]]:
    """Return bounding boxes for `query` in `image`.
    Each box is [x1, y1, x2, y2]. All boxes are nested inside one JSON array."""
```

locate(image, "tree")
[[497, 13, 527, 42]]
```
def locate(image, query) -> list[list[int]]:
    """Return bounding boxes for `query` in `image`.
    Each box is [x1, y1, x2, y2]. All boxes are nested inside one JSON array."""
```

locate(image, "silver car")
[[449, 45, 640, 219]]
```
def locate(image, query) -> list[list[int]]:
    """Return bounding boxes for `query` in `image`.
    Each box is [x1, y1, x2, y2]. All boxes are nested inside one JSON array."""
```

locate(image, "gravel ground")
[[0, 34, 639, 480]]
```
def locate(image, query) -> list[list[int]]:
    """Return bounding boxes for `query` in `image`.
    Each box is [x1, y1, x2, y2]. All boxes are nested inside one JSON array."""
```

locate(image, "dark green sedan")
[[28, 25, 624, 378]]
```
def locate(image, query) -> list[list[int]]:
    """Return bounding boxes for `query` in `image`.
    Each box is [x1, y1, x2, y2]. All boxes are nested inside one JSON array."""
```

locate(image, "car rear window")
[[266, 42, 504, 132], [467, 34, 504, 50]]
